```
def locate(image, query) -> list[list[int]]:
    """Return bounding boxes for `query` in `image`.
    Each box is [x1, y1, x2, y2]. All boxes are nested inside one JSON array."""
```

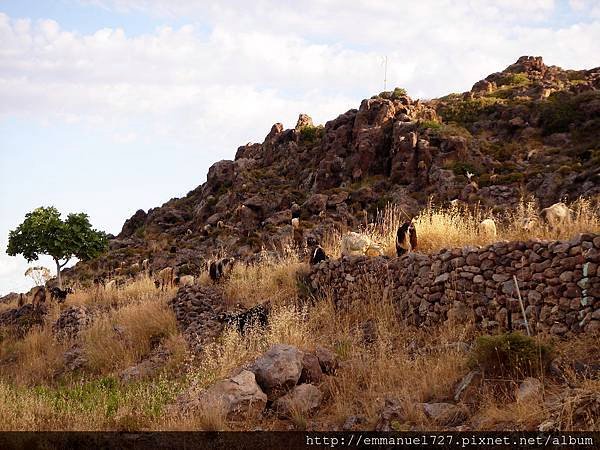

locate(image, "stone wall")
[[307, 233, 600, 335]]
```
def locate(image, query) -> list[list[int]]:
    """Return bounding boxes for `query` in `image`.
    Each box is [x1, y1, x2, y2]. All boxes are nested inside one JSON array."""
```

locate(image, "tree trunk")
[[55, 258, 62, 289]]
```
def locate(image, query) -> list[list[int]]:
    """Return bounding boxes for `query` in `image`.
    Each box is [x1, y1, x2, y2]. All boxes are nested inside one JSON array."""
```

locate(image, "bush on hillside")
[[469, 332, 553, 378]]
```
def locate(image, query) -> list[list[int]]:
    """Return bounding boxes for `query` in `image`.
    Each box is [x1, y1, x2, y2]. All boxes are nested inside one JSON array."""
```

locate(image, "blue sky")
[[1, 0, 599, 294]]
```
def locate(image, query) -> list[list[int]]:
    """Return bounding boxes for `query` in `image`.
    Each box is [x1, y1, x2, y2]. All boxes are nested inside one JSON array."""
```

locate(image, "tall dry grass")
[[323, 197, 600, 256], [0, 275, 181, 385], [219, 247, 305, 308], [1, 196, 599, 431]]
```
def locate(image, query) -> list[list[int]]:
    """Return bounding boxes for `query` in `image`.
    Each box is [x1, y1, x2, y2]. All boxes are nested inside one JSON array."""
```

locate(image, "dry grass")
[[220, 248, 305, 308], [1, 196, 599, 431], [82, 297, 178, 374], [322, 196, 600, 256]]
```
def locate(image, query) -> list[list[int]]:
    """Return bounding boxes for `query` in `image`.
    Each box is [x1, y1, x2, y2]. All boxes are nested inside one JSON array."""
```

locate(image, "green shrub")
[[538, 91, 600, 135], [469, 332, 553, 378], [420, 120, 442, 130], [299, 125, 324, 145], [498, 72, 530, 87], [446, 161, 480, 177], [378, 87, 408, 100], [438, 97, 505, 126]]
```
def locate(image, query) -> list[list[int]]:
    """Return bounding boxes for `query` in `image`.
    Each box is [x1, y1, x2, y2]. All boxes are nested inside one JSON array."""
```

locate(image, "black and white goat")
[[209, 257, 236, 283], [219, 303, 269, 335], [396, 221, 418, 256], [50, 286, 73, 303], [309, 245, 328, 265]]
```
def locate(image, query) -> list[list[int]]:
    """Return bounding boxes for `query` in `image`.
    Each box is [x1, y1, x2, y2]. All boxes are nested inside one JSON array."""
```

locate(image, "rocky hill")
[[67, 56, 600, 282]]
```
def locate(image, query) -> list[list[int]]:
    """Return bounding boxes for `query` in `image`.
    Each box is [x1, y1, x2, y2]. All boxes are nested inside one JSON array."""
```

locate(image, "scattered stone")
[[375, 398, 405, 431], [516, 377, 543, 403], [273, 383, 323, 418], [342, 415, 366, 431], [315, 346, 339, 375], [421, 402, 468, 426], [198, 370, 267, 420], [250, 344, 304, 400]]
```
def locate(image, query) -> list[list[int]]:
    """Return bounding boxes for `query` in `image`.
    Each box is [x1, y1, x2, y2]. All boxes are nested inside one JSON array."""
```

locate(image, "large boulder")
[[199, 370, 267, 420], [273, 383, 323, 419], [315, 346, 339, 375], [250, 344, 304, 400], [299, 353, 323, 384]]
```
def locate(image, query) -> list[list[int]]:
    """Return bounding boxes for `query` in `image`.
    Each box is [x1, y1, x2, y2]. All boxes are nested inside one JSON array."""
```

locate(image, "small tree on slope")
[[7, 206, 108, 288]]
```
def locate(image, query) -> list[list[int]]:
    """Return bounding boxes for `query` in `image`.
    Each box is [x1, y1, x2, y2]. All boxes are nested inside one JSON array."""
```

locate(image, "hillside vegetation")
[[1, 202, 599, 431]]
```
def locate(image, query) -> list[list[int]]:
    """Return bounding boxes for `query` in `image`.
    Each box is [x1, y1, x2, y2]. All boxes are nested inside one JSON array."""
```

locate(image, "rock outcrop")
[[63, 56, 600, 288]]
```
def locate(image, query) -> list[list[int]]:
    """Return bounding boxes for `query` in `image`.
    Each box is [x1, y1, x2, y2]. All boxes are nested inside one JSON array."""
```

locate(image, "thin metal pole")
[[384, 56, 388, 91], [513, 275, 531, 336]]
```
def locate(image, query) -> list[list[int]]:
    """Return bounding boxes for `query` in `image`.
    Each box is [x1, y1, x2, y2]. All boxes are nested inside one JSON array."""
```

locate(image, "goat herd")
[[17, 202, 571, 311]]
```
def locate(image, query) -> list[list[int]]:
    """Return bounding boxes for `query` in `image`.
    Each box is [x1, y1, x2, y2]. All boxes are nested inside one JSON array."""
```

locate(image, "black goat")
[[309, 245, 328, 265], [396, 221, 418, 256], [219, 303, 269, 335], [50, 287, 73, 303]]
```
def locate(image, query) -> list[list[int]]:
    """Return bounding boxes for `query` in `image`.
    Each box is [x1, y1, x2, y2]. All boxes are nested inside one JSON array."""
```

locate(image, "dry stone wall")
[[307, 233, 600, 335]]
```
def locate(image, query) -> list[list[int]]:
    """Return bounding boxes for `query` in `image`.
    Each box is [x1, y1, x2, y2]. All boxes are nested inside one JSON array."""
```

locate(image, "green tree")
[[7, 206, 108, 288]]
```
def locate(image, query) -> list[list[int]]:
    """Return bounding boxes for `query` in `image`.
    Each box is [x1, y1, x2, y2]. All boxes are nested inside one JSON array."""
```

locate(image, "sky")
[[1, 0, 599, 295]]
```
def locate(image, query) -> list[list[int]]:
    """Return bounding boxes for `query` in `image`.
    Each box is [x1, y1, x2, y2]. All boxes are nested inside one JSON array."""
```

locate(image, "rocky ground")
[[62, 56, 599, 285]]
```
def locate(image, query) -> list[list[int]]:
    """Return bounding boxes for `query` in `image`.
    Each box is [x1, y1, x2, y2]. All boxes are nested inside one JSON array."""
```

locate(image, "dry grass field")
[[0, 198, 599, 431]]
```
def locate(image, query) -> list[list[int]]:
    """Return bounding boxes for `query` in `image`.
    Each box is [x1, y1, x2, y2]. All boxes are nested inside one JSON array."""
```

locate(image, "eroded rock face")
[[250, 344, 304, 400], [119, 209, 148, 238], [199, 370, 267, 420], [64, 57, 600, 288]]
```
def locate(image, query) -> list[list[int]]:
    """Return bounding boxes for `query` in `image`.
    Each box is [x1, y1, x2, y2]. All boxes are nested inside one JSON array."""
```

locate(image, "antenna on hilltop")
[[383, 55, 388, 91]]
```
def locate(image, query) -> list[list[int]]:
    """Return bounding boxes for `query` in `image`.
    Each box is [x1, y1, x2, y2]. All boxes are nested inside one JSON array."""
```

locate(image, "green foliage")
[[30, 376, 181, 420], [446, 161, 480, 177], [378, 87, 408, 100], [480, 141, 520, 162], [421, 121, 472, 142], [538, 90, 600, 135], [498, 72, 530, 87], [299, 125, 324, 145], [539, 92, 580, 135], [469, 332, 553, 378], [6, 207, 108, 267], [134, 226, 145, 239], [439, 97, 505, 126], [419, 120, 442, 130]]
